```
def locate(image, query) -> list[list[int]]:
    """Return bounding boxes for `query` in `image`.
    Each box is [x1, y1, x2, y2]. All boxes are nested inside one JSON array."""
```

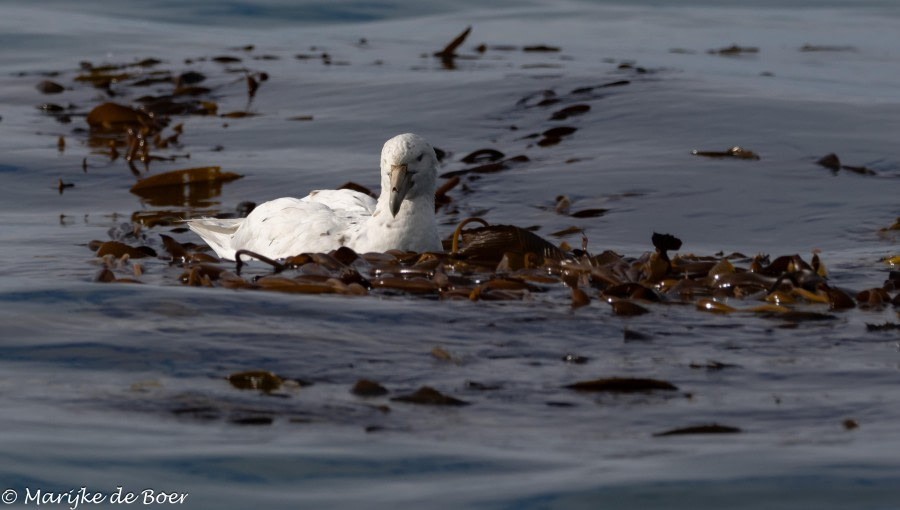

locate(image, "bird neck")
[[374, 193, 434, 222], [357, 194, 439, 253]]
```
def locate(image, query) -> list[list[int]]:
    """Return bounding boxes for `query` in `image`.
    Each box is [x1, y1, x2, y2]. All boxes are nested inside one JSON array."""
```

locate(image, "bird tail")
[[185, 217, 243, 260]]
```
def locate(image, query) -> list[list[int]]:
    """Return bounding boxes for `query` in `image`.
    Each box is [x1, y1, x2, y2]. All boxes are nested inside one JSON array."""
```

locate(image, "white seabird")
[[187, 133, 442, 260]]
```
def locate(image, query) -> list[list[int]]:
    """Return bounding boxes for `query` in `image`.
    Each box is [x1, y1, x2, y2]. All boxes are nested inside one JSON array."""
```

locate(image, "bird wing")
[[185, 217, 243, 260], [302, 189, 376, 214], [231, 192, 376, 259]]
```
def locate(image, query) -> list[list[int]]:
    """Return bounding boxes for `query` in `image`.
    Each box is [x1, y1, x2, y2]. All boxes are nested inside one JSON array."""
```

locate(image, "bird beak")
[[389, 164, 411, 217]]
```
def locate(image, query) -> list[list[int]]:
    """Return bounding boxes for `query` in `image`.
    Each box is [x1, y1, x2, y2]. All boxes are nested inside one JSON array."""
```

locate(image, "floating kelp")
[[692, 146, 760, 160], [550, 104, 590, 120], [351, 379, 389, 396], [177, 71, 206, 85], [866, 322, 900, 332], [523, 45, 561, 53], [433, 26, 471, 69], [57, 179, 75, 196], [37, 103, 65, 113], [31, 52, 274, 182], [565, 377, 678, 393], [230, 416, 274, 426], [538, 126, 578, 147], [86, 102, 158, 133], [689, 360, 738, 371], [653, 424, 741, 436], [608, 299, 650, 316], [570, 208, 607, 218], [431, 346, 462, 364], [450, 220, 568, 268], [517, 89, 559, 108], [562, 354, 590, 364], [800, 44, 857, 52], [94, 267, 141, 284], [879, 218, 900, 242], [36, 80, 65, 94], [391, 386, 469, 406], [326, 182, 372, 200], [570, 80, 630, 94], [95, 241, 156, 259], [84, 207, 899, 329], [439, 154, 529, 178], [434, 175, 460, 209], [130, 166, 243, 207], [227, 370, 284, 393], [550, 226, 583, 238], [709, 45, 759, 56], [212, 56, 242, 63], [461, 148, 504, 164], [220, 111, 259, 118], [571, 288, 591, 308], [554, 195, 571, 215], [815, 153, 876, 175]]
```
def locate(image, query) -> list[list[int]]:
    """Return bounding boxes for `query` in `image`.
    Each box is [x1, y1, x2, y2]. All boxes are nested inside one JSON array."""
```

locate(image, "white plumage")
[[187, 133, 442, 260]]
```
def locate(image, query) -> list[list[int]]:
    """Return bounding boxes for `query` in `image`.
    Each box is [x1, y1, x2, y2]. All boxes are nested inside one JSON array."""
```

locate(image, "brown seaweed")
[[800, 44, 857, 52], [453, 222, 567, 268], [434, 26, 472, 69], [570, 80, 630, 94], [439, 154, 529, 178], [86, 102, 157, 133], [391, 386, 469, 406], [691, 146, 760, 160], [817, 153, 841, 171], [37, 80, 65, 94], [653, 424, 741, 436], [227, 370, 283, 393], [709, 45, 759, 56], [550, 104, 590, 120], [351, 379, 389, 397], [816, 153, 877, 175], [435, 175, 460, 208], [95, 241, 156, 259], [570, 208, 607, 218], [159, 234, 191, 262], [550, 226, 583, 238], [571, 288, 591, 308], [338, 181, 376, 198], [130, 166, 243, 206], [866, 322, 900, 332], [461, 148, 504, 164], [523, 45, 561, 53], [609, 299, 650, 316], [566, 377, 677, 393]]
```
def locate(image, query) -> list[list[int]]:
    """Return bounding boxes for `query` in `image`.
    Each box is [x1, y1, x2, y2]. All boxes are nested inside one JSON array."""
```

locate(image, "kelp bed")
[[21, 27, 900, 427], [90, 222, 900, 321]]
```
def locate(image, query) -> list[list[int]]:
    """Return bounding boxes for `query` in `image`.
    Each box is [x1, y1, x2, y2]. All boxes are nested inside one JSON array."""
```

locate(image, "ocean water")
[[0, 1, 899, 508]]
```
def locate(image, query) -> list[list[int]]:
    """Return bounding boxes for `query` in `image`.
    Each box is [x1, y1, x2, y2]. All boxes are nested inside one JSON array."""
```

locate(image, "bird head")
[[380, 133, 438, 217]]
